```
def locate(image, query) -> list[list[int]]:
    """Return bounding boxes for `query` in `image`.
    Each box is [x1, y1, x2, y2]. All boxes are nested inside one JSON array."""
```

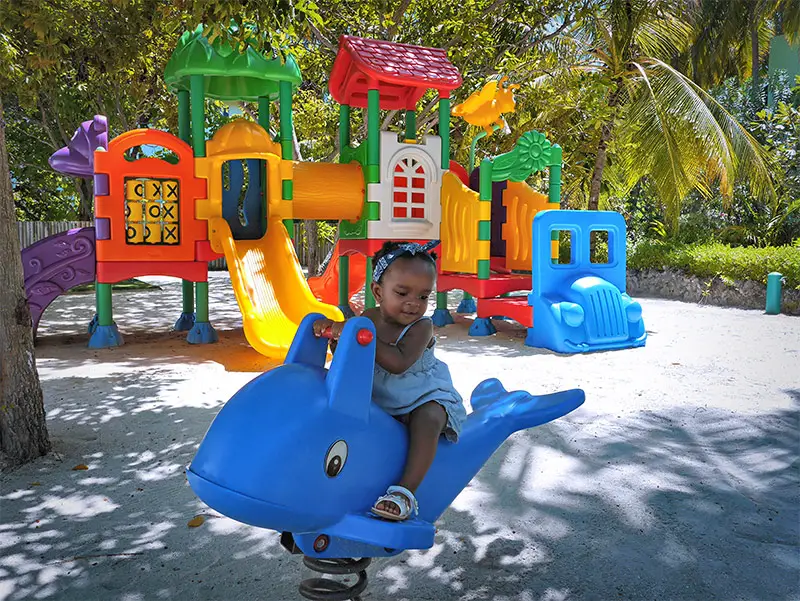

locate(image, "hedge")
[[627, 241, 800, 289]]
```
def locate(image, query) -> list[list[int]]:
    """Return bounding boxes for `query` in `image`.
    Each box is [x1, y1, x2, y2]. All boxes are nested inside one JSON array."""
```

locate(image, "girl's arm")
[[372, 319, 433, 375]]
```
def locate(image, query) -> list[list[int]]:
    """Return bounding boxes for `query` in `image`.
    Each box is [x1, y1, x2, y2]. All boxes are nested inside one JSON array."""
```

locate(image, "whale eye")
[[325, 440, 348, 478]]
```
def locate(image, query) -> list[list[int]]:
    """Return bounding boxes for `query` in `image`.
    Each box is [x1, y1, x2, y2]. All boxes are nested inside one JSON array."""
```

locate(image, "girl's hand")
[[313, 318, 345, 339]]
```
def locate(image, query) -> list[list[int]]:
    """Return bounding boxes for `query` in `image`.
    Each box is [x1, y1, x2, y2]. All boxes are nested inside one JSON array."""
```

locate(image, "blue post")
[[766, 272, 783, 315]]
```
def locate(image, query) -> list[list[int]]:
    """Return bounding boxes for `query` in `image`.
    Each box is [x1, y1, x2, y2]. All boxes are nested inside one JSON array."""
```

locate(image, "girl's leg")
[[376, 402, 446, 516]]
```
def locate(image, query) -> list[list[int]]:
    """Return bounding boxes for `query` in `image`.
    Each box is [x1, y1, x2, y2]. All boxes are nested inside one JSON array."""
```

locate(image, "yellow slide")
[[209, 216, 343, 360]]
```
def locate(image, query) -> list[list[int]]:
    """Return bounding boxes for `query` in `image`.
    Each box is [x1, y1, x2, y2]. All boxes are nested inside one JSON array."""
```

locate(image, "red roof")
[[329, 35, 462, 110]]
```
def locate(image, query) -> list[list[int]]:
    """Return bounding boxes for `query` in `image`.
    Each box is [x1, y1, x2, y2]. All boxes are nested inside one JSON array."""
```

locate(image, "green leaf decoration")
[[163, 24, 302, 102], [491, 131, 554, 182]]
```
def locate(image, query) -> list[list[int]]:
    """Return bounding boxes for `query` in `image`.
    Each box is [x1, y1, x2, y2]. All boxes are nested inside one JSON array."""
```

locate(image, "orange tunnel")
[[292, 161, 365, 221]]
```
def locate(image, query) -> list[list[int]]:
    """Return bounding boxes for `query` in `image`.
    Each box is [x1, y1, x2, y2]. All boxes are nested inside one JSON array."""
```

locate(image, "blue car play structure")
[[187, 314, 585, 599], [527, 210, 647, 353]]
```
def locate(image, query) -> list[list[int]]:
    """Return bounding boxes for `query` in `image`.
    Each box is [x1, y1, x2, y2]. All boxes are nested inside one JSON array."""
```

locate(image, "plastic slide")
[[22, 227, 97, 337], [210, 216, 343, 359], [308, 242, 367, 305]]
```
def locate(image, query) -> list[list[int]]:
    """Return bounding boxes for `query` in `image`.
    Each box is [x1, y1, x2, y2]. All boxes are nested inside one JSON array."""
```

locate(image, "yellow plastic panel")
[[440, 171, 481, 274], [209, 216, 343, 360], [502, 181, 551, 271], [292, 161, 364, 221]]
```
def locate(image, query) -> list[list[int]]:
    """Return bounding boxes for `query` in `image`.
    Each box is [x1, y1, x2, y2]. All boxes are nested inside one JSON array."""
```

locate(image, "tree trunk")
[[588, 83, 623, 212], [588, 122, 613, 211], [75, 177, 93, 220], [0, 98, 50, 467], [751, 15, 760, 107], [305, 219, 320, 276]]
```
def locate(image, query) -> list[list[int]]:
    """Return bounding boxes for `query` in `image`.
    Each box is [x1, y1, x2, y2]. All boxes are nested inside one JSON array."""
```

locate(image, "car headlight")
[[560, 302, 584, 327], [625, 301, 642, 322]]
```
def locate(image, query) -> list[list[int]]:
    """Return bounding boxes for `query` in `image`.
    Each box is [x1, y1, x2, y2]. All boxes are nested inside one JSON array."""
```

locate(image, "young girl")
[[313, 240, 466, 521]]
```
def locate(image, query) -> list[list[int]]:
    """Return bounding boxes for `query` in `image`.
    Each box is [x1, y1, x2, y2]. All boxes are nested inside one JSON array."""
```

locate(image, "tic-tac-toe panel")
[[93, 129, 207, 266], [124, 177, 181, 245]]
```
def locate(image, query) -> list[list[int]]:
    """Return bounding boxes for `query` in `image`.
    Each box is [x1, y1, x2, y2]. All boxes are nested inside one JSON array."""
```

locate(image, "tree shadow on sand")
[[1, 366, 796, 601]]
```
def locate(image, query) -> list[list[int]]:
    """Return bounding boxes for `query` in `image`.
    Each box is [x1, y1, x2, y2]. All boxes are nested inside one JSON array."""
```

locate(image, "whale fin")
[[505, 388, 585, 431], [470, 378, 509, 411]]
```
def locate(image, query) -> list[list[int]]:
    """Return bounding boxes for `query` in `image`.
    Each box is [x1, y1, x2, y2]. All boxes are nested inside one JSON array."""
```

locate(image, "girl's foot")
[[371, 485, 418, 521]]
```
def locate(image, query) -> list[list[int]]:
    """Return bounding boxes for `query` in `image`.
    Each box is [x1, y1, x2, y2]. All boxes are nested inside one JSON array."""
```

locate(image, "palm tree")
[[531, 0, 776, 232], [684, 0, 800, 104]]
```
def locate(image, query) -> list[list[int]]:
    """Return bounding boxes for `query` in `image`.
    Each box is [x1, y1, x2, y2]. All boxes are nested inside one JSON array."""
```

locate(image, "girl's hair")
[[372, 241, 438, 283], [373, 241, 438, 263]]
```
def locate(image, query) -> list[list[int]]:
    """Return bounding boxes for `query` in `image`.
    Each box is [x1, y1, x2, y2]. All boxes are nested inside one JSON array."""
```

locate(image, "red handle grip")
[[319, 326, 373, 346]]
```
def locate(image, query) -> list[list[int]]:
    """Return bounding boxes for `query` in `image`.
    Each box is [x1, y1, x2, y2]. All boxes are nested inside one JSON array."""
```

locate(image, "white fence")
[[17, 221, 334, 273]]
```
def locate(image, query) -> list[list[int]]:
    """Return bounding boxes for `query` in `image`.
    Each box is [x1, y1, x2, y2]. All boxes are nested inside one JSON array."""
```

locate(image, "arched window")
[[392, 156, 427, 220]]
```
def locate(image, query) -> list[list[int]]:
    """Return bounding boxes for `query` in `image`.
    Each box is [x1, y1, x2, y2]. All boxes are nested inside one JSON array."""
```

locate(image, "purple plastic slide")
[[22, 227, 96, 336], [48, 115, 108, 178]]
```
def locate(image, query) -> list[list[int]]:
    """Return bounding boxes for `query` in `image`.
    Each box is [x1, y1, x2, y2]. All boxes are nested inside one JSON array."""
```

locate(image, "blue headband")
[[372, 240, 440, 283]]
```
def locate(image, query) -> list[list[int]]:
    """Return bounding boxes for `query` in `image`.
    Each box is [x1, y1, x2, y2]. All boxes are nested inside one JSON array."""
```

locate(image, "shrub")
[[628, 241, 800, 289]]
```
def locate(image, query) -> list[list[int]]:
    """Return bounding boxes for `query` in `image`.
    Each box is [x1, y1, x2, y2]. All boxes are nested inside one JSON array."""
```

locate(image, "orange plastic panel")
[[94, 129, 208, 264], [502, 181, 551, 271], [97, 261, 208, 284], [440, 171, 488, 274]]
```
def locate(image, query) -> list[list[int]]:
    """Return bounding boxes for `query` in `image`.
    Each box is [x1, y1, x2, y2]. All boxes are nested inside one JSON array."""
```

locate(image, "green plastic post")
[[180, 281, 194, 315], [766, 272, 783, 314], [436, 291, 448, 310], [339, 104, 351, 155], [364, 257, 375, 309], [463, 292, 473, 301], [405, 109, 416, 141], [189, 75, 205, 157], [338, 254, 350, 308], [279, 82, 294, 237], [279, 81, 293, 159], [548, 145, 563, 205], [478, 159, 493, 280], [439, 96, 450, 169], [195, 281, 209, 322], [189, 75, 210, 324], [367, 89, 380, 173], [469, 123, 502, 174], [258, 96, 270, 131], [177, 89, 196, 315], [258, 95, 270, 236], [548, 146, 562, 264], [96, 283, 113, 327], [479, 159, 493, 201], [178, 89, 191, 145]]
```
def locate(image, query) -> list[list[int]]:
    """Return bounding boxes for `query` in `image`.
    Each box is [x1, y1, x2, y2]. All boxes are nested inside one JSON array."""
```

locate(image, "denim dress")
[[371, 317, 466, 442]]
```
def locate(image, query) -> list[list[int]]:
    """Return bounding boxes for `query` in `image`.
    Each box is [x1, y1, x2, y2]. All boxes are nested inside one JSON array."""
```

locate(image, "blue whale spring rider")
[[187, 313, 585, 563]]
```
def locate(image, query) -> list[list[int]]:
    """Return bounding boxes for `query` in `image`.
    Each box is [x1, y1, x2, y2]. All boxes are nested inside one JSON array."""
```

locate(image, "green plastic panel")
[[339, 218, 367, 240]]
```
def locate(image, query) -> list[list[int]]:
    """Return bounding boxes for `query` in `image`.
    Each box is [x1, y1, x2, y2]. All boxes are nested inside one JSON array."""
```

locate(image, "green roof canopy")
[[164, 25, 302, 102]]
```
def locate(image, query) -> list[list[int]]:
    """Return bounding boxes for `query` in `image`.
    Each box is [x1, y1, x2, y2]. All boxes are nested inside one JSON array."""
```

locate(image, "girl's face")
[[371, 257, 435, 326]]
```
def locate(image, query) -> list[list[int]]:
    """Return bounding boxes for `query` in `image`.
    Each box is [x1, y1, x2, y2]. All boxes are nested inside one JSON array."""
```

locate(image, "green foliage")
[[629, 240, 800, 288]]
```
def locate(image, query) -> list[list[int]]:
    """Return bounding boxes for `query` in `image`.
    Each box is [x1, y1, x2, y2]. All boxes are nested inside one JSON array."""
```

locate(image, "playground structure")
[[187, 313, 586, 599], [25, 26, 646, 356]]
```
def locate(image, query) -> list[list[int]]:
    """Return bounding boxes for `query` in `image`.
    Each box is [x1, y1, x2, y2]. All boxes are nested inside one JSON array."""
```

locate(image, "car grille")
[[586, 287, 628, 341]]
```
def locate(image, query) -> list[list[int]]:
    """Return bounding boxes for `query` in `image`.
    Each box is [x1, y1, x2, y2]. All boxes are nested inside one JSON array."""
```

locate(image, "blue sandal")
[[371, 485, 419, 521]]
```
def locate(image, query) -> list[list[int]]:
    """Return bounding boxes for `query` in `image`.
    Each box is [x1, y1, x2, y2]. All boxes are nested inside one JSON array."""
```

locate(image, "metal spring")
[[298, 557, 372, 601]]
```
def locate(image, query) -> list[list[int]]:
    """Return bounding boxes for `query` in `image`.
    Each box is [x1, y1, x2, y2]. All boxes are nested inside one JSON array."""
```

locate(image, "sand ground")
[[1, 271, 798, 601]]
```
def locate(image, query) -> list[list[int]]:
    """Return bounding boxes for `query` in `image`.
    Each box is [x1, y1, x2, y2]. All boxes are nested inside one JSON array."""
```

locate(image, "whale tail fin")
[[470, 379, 585, 432], [470, 378, 509, 412]]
